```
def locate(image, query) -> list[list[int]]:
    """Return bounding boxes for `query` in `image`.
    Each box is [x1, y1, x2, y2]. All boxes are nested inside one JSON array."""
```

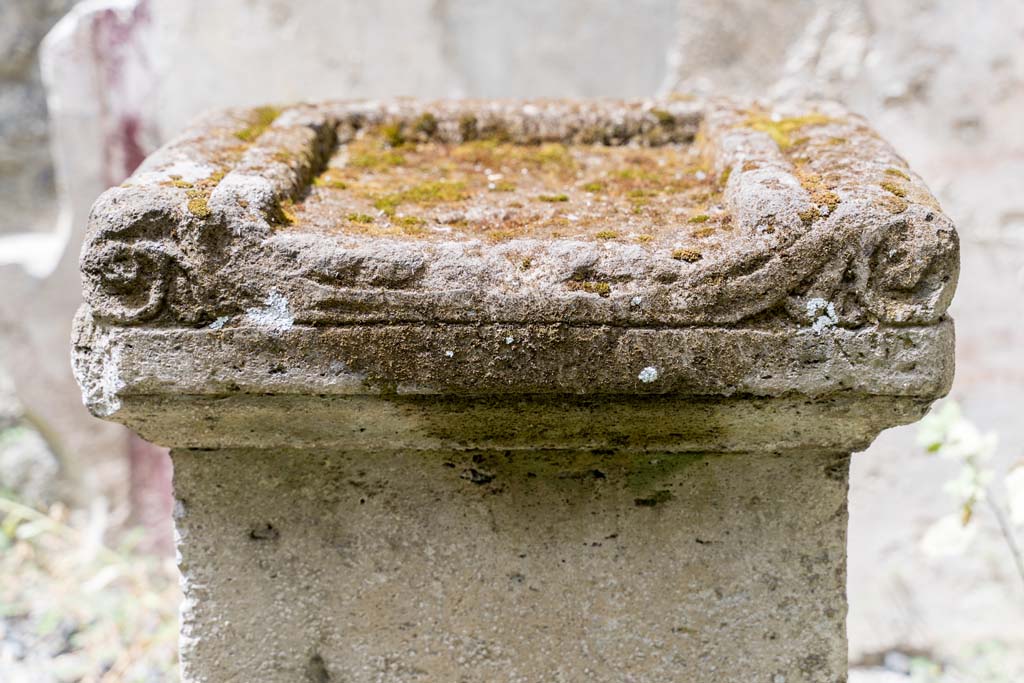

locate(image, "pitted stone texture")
[[174, 446, 850, 683]]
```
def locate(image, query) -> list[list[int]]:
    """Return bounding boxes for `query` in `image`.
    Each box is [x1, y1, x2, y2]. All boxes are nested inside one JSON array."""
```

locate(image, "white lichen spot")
[[630, 295, 643, 308], [208, 316, 230, 330], [694, 170, 707, 181], [505, 336, 514, 345], [444, 350, 455, 358], [806, 297, 838, 334], [244, 290, 293, 333], [638, 366, 660, 383]]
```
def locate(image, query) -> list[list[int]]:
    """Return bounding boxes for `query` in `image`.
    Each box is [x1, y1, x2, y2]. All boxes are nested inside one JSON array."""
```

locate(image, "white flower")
[[942, 465, 992, 503], [941, 421, 998, 463], [1007, 464, 1024, 527], [920, 513, 978, 558], [916, 402, 961, 452]]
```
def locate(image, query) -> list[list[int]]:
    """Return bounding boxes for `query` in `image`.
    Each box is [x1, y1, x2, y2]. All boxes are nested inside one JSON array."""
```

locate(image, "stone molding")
[[79, 99, 957, 329]]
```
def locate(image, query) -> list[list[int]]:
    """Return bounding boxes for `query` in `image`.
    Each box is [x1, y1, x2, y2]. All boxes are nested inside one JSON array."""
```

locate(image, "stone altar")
[[73, 98, 957, 682]]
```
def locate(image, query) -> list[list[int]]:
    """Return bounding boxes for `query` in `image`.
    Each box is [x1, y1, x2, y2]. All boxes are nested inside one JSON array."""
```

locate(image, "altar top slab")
[[80, 98, 957, 331]]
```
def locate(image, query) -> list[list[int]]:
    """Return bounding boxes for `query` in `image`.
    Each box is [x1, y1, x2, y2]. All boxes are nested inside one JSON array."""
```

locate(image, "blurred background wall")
[[0, 0, 1021, 675], [0, 0, 77, 237]]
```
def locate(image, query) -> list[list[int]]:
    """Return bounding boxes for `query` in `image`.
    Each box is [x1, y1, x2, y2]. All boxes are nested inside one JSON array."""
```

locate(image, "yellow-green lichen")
[[288, 120, 725, 241], [744, 112, 833, 150], [393, 215, 426, 235], [276, 198, 297, 226], [671, 248, 702, 263], [182, 169, 228, 218], [534, 143, 573, 168], [879, 194, 909, 214], [314, 171, 348, 190], [615, 168, 662, 183], [234, 106, 281, 143], [798, 207, 819, 225], [650, 109, 675, 126], [414, 112, 438, 137], [380, 122, 406, 148], [568, 280, 611, 297], [348, 149, 406, 170], [347, 212, 375, 224], [880, 180, 907, 197], [484, 229, 516, 243], [459, 114, 478, 140], [692, 226, 716, 239], [688, 214, 710, 224], [186, 193, 211, 218], [885, 168, 911, 181], [451, 140, 575, 176], [372, 180, 468, 214], [797, 170, 841, 212]]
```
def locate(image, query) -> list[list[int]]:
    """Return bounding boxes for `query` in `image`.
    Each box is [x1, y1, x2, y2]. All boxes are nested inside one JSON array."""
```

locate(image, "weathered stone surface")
[[174, 447, 850, 683], [72, 97, 957, 682]]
